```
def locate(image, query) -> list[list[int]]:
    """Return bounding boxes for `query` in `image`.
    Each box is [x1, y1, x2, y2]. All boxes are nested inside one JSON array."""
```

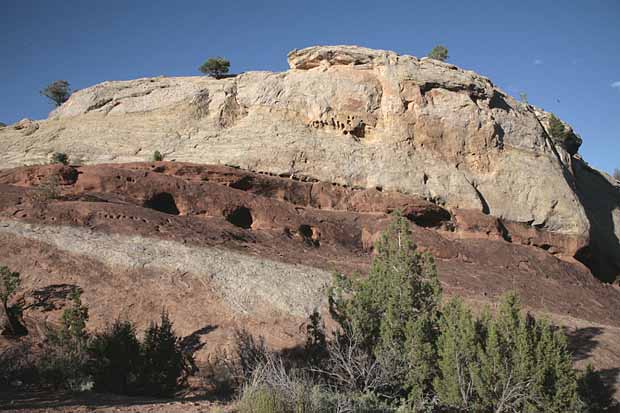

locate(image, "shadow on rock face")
[[143, 192, 180, 215], [573, 159, 620, 282]]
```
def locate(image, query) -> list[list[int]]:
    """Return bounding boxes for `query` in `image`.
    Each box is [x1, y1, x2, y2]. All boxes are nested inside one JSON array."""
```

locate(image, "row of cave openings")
[[142, 192, 318, 245], [142, 192, 253, 229]]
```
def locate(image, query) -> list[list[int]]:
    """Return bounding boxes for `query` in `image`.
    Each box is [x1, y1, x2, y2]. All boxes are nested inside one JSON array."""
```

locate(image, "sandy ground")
[[0, 390, 234, 413]]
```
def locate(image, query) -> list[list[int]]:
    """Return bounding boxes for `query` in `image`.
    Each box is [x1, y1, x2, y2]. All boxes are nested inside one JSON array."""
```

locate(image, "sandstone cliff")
[[0, 45, 618, 278]]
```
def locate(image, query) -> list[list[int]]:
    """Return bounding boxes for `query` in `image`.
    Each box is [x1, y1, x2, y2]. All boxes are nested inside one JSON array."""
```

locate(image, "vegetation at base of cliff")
[[199, 57, 230, 78], [0, 265, 23, 336], [427, 45, 449, 62], [0, 216, 616, 410], [41, 80, 71, 107], [0, 279, 192, 397], [235, 213, 615, 412]]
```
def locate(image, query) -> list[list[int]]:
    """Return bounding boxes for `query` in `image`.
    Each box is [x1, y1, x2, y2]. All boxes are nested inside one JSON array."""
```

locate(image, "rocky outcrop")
[[0, 45, 618, 280], [2, 162, 620, 367]]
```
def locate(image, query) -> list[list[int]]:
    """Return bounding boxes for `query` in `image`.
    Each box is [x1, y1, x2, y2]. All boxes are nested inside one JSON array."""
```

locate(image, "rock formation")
[[1, 162, 620, 369], [1, 45, 617, 280], [0, 46, 619, 376]]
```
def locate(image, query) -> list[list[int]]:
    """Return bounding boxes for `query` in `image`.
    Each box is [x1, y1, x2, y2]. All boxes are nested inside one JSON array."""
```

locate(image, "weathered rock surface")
[[1, 162, 620, 377], [0, 46, 604, 249]]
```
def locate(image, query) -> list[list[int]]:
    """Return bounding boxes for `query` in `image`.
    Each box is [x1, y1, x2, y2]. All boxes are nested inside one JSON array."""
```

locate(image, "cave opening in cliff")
[[143, 192, 180, 215], [226, 206, 253, 229], [298, 224, 320, 247]]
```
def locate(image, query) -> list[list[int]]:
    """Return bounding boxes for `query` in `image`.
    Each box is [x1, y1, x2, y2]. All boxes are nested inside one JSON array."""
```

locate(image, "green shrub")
[[50, 152, 69, 165], [199, 57, 230, 78], [547, 114, 582, 154], [41, 80, 71, 107], [238, 386, 289, 413], [233, 328, 270, 384], [328, 212, 441, 400], [427, 45, 448, 62], [153, 150, 164, 161], [0, 265, 21, 336], [88, 319, 142, 395], [140, 311, 188, 397], [38, 290, 91, 390], [303, 213, 605, 411]]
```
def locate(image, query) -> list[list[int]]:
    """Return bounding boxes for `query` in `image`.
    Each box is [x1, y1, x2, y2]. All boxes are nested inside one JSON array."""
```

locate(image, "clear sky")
[[1, 0, 619, 174]]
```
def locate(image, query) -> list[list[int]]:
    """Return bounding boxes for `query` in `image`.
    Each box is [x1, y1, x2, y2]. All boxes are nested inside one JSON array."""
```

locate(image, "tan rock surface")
[[0, 46, 595, 243]]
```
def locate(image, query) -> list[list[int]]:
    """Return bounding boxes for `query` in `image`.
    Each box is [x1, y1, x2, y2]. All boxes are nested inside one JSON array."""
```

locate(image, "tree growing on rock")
[[427, 45, 449, 62], [51, 152, 69, 165], [613, 168, 620, 181], [41, 80, 71, 107], [199, 57, 230, 79], [0, 265, 21, 336]]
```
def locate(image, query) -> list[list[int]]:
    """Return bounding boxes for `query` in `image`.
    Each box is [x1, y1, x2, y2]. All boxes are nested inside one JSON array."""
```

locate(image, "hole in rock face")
[[298, 224, 320, 247], [143, 192, 180, 215], [226, 206, 253, 229]]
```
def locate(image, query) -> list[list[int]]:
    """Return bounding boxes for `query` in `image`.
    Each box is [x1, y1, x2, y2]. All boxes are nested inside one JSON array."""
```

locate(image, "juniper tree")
[[140, 311, 187, 397], [434, 298, 479, 410], [88, 319, 142, 395], [474, 293, 582, 412], [199, 57, 230, 79], [427, 45, 449, 62], [0, 265, 21, 335], [41, 80, 71, 107], [328, 212, 442, 400], [548, 114, 567, 143], [39, 290, 90, 389]]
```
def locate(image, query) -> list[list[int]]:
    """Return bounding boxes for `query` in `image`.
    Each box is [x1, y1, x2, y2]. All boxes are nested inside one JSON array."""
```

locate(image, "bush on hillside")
[[613, 168, 620, 181], [140, 311, 189, 397], [547, 114, 583, 155], [199, 57, 230, 78], [41, 80, 71, 107], [290, 213, 610, 411], [38, 290, 91, 390], [50, 152, 69, 165], [427, 45, 449, 62], [153, 150, 164, 161], [88, 319, 142, 395], [0, 265, 22, 336]]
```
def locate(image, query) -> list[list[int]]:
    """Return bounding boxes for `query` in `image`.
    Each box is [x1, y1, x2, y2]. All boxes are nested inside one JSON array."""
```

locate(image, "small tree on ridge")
[[41, 80, 71, 107], [199, 57, 230, 79], [428, 45, 449, 62]]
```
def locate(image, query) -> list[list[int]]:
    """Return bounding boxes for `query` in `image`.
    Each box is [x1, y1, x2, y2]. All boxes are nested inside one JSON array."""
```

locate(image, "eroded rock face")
[[1, 162, 620, 370], [1, 45, 618, 278]]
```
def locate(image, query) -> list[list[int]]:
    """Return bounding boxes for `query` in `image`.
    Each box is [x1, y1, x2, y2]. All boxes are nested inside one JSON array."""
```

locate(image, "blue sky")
[[1, 0, 619, 173]]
